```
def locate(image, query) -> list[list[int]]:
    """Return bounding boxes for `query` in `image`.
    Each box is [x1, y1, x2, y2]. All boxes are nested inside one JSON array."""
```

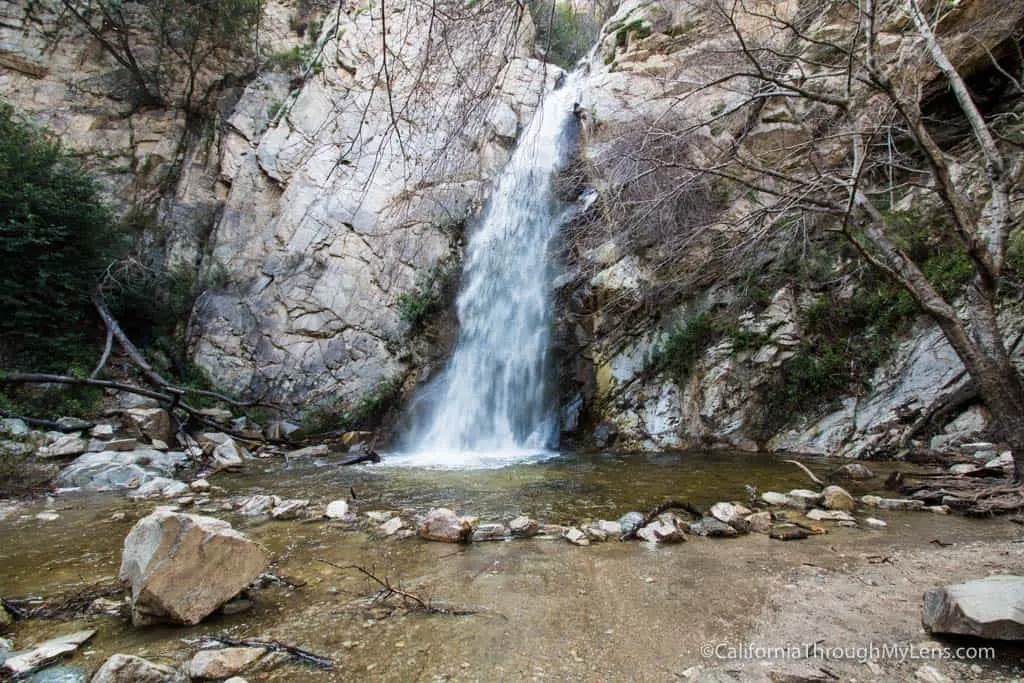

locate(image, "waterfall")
[[393, 71, 584, 468]]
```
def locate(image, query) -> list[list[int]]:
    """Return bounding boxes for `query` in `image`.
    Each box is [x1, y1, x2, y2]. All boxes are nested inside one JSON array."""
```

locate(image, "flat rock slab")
[[923, 575, 1024, 640], [2, 630, 95, 675]]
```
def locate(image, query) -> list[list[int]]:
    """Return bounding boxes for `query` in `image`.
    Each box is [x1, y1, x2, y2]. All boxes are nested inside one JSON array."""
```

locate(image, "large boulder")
[[123, 408, 174, 444], [56, 450, 188, 491], [187, 647, 266, 679], [91, 654, 186, 683], [923, 575, 1024, 640], [822, 485, 856, 512], [119, 510, 267, 626]]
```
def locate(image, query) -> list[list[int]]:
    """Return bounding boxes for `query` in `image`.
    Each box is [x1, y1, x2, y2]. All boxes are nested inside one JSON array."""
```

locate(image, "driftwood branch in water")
[[621, 500, 704, 541], [316, 560, 478, 616], [783, 459, 826, 487], [195, 636, 333, 670]]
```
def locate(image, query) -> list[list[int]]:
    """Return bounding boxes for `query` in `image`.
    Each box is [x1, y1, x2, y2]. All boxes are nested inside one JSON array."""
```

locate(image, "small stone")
[[1, 630, 95, 675], [187, 647, 266, 679], [364, 510, 392, 523], [238, 495, 277, 516], [829, 463, 874, 480], [876, 498, 925, 511], [286, 444, 329, 458], [745, 511, 773, 534], [190, 479, 210, 492], [106, 438, 138, 452], [150, 439, 169, 451], [596, 520, 622, 536], [36, 511, 60, 522], [926, 505, 951, 515], [646, 520, 685, 543], [949, 463, 980, 475], [761, 491, 797, 507], [91, 654, 185, 683], [861, 495, 882, 506], [864, 517, 888, 528], [806, 509, 855, 522], [90, 424, 116, 440], [110, 511, 128, 522], [710, 502, 751, 525], [617, 511, 645, 535], [379, 517, 405, 536], [55, 417, 93, 431], [564, 527, 590, 546], [471, 523, 507, 542], [821, 485, 855, 512], [509, 515, 539, 537], [419, 508, 472, 543], [270, 499, 309, 520], [769, 526, 809, 541], [788, 489, 823, 506], [161, 481, 190, 498], [325, 500, 350, 519], [688, 517, 739, 537], [984, 452, 1014, 469], [39, 434, 88, 459]]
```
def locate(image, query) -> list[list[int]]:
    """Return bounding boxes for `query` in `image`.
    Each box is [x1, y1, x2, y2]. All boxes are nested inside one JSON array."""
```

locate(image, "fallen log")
[[339, 451, 381, 466]]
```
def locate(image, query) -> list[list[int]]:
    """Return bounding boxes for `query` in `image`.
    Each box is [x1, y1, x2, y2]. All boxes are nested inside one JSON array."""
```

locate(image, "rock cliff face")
[[3, 0, 1021, 455]]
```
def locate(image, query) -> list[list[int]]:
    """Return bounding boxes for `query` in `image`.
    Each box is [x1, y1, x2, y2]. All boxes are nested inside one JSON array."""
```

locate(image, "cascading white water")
[[393, 72, 584, 468]]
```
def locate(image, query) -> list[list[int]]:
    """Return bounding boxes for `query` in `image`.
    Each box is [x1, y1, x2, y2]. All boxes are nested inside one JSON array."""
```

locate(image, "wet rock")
[[927, 505, 951, 514], [688, 517, 739, 538], [822, 485, 855, 512], [0, 602, 11, 628], [806, 509, 855, 523], [119, 510, 267, 625], [769, 526, 809, 541], [364, 510, 392, 523], [949, 463, 980, 475], [1, 630, 95, 676], [197, 433, 246, 469], [105, 438, 138, 452], [379, 516, 406, 536], [746, 511, 773, 534], [190, 479, 211, 492], [565, 527, 591, 546], [24, 665, 89, 682], [923, 575, 1024, 640], [761, 491, 797, 507], [877, 498, 925, 511], [419, 508, 472, 543], [583, 524, 609, 542], [861, 495, 882, 506], [38, 434, 88, 459], [985, 452, 1014, 469], [617, 511, 645, 536], [596, 520, 622, 536], [187, 647, 266, 679], [325, 500, 350, 519], [593, 422, 618, 449], [509, 515, 539, 537], [91, 654, 185, 683], [638, 520, 685, 543], [56, 453, 152, 491], [472, 523, 507, 542], [864, 517, 887, 528], [238, 495, 278, 517], [788, 489, 823, 507], [0, 418, 30, 439], [270, 499, 309, 520], [90, 424, 116, 440], [710, 502, 750, 525], [341, 431, 373, 448], [286, 444, 329, 458], [123, 409, 173, 444], [830, 463, 874, 480], [54, 417, 93, 432]]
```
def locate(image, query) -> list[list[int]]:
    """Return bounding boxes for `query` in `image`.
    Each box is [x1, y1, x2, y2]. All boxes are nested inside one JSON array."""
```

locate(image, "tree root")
[[783, 459, 826, 487]]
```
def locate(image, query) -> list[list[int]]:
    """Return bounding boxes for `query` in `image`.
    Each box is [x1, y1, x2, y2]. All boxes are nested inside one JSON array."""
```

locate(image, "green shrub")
[[396, 256, 461, 331], [653, 312, 719, 380], [0, 102, 123, 372], [266, 45, 314, 72]]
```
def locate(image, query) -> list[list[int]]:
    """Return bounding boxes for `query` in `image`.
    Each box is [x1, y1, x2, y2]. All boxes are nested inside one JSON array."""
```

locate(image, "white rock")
[[949, 463, 980, 475], [914, 664, 953, 683], [286, 444, 330, 458], [91, 653, 186, 683], [985, 452, 1014, 469], [923, 575, 1024, 640], [509, 515, 539, 537], [270, 499, 309, 520], [187, 647, 266, 679], [379, 516, 405, 536], [1, 630, 95, 675], [39, 434, 89, 459], [788, 489, 823, 506], [471, 522, 506, 541], [90, 424, 116, 439], [806, 509, 855, 522], [419, 508, 472, 543], [864, 517, 888, 528], [564, 527, 590, 546], [710, 502, 750, 524], [190, 478, 211, 492], [325, 500, 350, 519], [821, 485, 855, 512]]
